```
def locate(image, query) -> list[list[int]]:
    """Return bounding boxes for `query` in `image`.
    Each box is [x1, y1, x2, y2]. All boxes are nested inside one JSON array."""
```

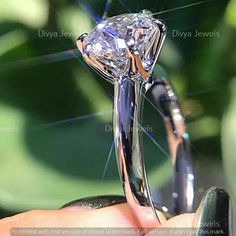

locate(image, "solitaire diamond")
[[82, 11, 164, 78]]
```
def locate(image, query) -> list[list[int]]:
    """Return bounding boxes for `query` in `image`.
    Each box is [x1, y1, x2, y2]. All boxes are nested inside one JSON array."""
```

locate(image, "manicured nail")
[[194, 187, 232, 236], [60, 195, 127, 210]]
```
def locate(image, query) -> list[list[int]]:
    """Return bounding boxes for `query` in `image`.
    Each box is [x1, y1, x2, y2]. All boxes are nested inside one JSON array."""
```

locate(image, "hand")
[[0, 203, 194, 236], [0, 187, 231, 236]]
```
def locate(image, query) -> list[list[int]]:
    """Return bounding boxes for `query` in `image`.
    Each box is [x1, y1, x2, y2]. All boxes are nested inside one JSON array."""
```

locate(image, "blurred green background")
[[0, 0, 235, 218]]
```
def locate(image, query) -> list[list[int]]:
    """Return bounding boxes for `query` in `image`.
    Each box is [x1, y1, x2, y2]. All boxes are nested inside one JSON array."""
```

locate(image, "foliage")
[[0, 0, 235, 216]]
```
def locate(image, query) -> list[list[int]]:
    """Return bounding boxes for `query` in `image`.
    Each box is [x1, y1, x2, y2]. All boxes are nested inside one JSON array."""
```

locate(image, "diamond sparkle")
[[83, 11, 161, 78]]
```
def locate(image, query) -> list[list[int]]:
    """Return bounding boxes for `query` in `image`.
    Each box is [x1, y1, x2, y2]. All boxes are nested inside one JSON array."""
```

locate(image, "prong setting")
[[154, 19, 167, 33], [76, 33, 88, 54], [133, 50, 150, 80], [76, 12, 166, 82]]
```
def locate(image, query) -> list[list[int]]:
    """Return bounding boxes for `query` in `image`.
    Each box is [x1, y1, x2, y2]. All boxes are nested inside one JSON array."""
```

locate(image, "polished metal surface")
[[113, 77, 160, 226], [149, 76, 194, 214]]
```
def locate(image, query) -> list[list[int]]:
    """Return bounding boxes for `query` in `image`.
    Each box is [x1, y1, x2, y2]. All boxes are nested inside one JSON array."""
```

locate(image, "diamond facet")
[[82, 12, 162, 78]]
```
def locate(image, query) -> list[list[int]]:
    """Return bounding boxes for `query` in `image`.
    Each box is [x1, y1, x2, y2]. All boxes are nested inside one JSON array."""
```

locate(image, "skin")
[[0, 203, 195, 236]]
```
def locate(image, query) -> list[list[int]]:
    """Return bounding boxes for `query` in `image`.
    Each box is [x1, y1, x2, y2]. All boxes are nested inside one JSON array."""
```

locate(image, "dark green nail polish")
[[61, 195, 127, 210], [194, 187, 233, 236]]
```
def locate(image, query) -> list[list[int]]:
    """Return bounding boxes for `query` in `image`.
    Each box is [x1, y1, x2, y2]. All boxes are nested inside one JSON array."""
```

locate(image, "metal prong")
[[150, 20, 166, 69], [140, 9, 152, 16], [154, 19, 167, 33], [127, 48, 137, 75], [133, 50, 150, 80], [76, 33, 88, 54]]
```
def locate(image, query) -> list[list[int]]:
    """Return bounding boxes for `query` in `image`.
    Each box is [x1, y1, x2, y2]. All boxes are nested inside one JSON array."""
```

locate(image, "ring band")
[[113, 76, 160, 226], [77, 10, 194, 226], [150, 76, 194, 214]]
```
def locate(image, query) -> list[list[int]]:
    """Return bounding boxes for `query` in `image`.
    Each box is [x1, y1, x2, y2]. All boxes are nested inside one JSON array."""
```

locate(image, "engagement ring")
[[77, 10, 194, 227]]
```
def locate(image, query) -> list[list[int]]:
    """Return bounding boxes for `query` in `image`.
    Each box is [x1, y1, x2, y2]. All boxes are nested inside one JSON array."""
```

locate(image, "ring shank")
[[113, 77, 161, 227], [150, 77, 194, 214]]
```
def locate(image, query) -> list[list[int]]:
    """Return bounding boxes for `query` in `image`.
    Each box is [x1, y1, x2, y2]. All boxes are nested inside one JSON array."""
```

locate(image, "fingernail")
[[60, 195, 127, 210], [193, 187, 233, 236]]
